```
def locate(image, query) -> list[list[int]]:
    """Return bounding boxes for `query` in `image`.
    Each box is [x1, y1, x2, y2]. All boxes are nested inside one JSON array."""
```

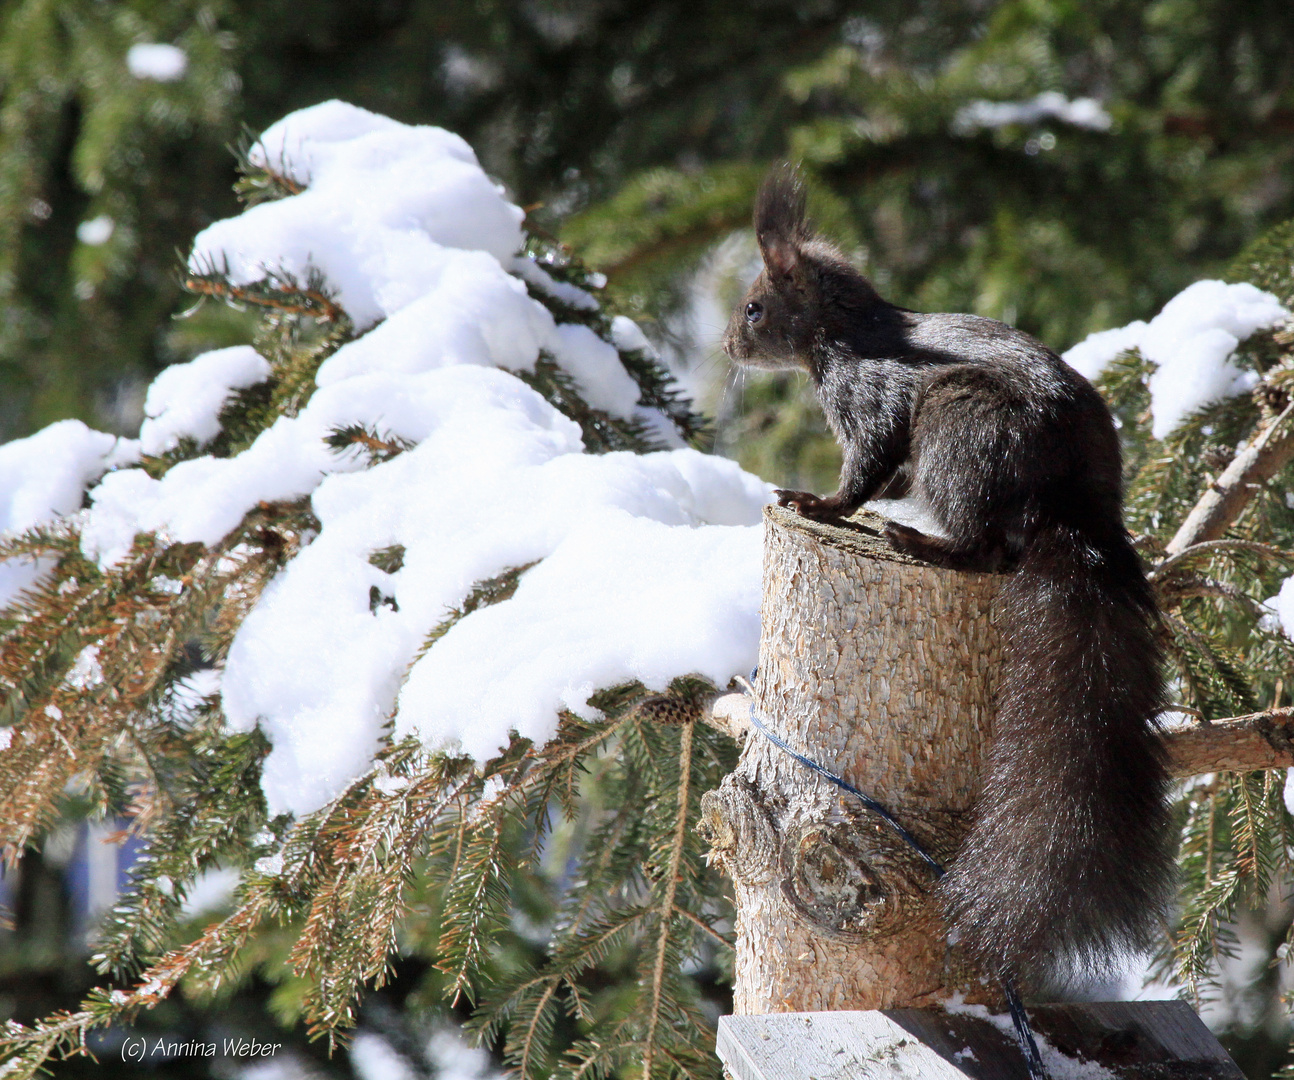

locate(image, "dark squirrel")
[[723, 166, 1176, 985]]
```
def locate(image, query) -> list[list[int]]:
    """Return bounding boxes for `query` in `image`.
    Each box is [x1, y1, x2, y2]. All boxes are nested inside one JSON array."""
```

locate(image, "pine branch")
[[673, 903, 733, 951], [231, 128, 306, 206], [1151, 538, 1294, 580], [642, 718, 694, 1080], [0, 891, 274, 1078], [184, 259, 348, 326], [1157, 574, 1272, 620], [92, 728, 270, 976], [290, 753, 478, 1038], [324, 424, 414, 465], [436, 803, 515, 1008]]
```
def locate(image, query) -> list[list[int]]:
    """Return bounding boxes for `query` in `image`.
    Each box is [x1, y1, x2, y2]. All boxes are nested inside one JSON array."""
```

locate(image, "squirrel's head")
[[722, 165, 889, 373]]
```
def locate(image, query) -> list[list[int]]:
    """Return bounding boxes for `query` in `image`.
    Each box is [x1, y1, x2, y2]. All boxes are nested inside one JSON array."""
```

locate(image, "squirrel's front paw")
[[774, 489, 843, 521]]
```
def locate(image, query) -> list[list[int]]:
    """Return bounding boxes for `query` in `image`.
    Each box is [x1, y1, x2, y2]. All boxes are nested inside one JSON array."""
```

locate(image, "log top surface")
[[765, 504, 1008, 581], [764, 505, 927, 566]]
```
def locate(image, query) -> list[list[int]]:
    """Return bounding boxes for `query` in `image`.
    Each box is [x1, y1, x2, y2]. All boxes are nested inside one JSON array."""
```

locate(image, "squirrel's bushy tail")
[[940, 521, 1176, 983]]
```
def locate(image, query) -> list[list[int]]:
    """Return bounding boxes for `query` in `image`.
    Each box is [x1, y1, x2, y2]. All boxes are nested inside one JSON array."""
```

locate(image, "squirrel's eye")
[[745, 302, 764, 324]]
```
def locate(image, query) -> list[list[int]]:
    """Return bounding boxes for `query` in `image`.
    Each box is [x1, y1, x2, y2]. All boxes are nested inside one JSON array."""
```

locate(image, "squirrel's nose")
[[720, 327, 741, 361]]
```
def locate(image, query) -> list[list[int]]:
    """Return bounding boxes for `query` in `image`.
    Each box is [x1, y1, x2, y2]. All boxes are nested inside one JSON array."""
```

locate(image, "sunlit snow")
[[2, 101, 772, 816], [1063, 279, 1288, 438], [952, 91, 1112, 134], [126, 43, 188, 82], [76, 215, 115, 246]]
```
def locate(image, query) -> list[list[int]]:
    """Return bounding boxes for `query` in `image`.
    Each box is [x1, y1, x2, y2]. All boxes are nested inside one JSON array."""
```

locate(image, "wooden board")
[[716, 1001, 1245, 1080]]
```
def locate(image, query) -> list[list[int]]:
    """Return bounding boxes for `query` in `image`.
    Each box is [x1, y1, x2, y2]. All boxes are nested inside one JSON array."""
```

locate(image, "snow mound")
[[189, 101, 526, 330], [1063, 279, 1288, 439], [0, 101, 774, 817]]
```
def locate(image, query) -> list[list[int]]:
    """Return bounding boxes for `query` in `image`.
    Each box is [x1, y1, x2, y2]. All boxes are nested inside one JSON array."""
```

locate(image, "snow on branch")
[[1063, 279, 1288, 439], [0, 100, 772, 821]]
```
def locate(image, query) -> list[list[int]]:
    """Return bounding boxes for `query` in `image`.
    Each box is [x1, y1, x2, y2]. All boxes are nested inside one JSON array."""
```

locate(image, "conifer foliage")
[[8, 92, 1294, 1079], [0, 103, 761, 1079]]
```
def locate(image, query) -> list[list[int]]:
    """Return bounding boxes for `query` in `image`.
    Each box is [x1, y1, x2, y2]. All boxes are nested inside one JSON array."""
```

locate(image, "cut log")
[[698, 505, 1004, 1012]]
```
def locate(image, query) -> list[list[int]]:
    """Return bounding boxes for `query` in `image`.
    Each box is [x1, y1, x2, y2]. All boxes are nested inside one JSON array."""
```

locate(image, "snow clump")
[[190, 101, 526, 331], [0, 101, 772, 817], [139, 346, 272, 456], [1263, 577, 1294, 641], [76, 215, 115, 246], [953, 92, 1112, 134], [126, 43, 188, 82], [0, 420, 138, 608], [1063, 279, 1288, 439]]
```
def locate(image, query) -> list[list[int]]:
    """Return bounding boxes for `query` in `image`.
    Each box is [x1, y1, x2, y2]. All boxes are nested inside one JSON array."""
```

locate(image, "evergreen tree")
[[6, 4, 1294, 1078], [0, 0, 860, 442], [0, 0, 242, 436]]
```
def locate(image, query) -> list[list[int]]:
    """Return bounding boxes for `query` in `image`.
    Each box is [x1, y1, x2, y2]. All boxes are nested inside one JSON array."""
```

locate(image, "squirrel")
[[722, 166, 1176, 986]]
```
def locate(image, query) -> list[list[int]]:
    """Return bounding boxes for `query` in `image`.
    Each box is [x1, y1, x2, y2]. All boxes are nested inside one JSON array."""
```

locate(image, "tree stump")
[[700, 505, 1005, 1012]]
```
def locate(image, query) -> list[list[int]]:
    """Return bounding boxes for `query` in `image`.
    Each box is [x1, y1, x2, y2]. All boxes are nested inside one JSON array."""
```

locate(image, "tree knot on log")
[[700, 749, 966, 940], [698, 776, 779, 885], [777, 814, 949, 940]]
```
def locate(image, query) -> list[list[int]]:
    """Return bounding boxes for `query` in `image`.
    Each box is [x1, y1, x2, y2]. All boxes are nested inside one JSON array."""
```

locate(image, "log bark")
[[698, 505, 1004, 1013]]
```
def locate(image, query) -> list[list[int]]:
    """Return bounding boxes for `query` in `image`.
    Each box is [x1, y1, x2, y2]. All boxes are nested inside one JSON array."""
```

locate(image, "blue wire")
[[744, 704, 946, 879], [742, 690, 1048, 1080]]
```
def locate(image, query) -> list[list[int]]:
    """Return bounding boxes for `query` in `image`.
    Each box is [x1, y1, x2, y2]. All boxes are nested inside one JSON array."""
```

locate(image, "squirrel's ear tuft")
[[755, 163, 809, 282]]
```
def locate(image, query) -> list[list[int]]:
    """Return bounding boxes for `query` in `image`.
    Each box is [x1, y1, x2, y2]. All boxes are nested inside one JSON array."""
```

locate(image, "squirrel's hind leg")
[[883, 521, 1012, 572]]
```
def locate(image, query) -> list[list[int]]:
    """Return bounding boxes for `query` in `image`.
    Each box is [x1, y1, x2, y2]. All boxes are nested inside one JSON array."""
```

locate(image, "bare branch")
[[1156, 575, 1272, 621], [1166, 399, 1294, 556], [1162, 708, 1294, 778], [1151, 538, 1294, 580], [706, 694, 1294, 779]]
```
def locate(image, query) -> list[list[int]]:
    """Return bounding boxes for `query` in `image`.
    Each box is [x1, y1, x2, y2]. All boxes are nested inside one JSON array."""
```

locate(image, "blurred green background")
[[8, 0, 1294, 488], [6, 1, 1294, 1076]]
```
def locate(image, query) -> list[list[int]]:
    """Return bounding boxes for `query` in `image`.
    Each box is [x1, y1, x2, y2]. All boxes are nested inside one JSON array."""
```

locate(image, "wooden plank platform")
[[717, 1001, 1244, 1080]]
